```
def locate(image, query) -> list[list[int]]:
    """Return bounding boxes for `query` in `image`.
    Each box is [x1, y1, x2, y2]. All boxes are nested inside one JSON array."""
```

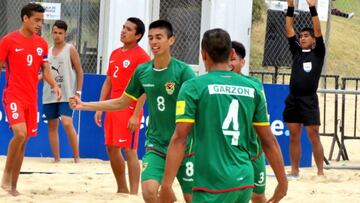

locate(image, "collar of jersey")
[[152, 67, 168, 71]]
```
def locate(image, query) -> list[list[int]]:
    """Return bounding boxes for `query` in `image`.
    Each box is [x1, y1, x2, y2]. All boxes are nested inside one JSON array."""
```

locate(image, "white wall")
[[98, 0, 253, 75], [200, 0, 253, 75], [97, 0, 152, 74]]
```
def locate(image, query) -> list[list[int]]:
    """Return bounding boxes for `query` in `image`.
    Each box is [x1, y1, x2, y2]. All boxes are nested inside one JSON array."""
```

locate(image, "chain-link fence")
[[0, 0, 100, 73], [159, 0, 202, 65], [262, 9, 312, 67], [251, 0, 359, 78], [261, 0, 321, 68], [0, 1, 29, 37]]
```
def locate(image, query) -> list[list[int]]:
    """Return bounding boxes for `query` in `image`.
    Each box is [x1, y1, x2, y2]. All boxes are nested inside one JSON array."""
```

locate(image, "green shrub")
[[252, 0, 265, 23]]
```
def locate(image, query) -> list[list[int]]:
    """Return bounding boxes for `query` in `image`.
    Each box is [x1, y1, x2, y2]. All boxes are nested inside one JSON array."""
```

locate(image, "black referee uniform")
[[283, 36, 326, 126]]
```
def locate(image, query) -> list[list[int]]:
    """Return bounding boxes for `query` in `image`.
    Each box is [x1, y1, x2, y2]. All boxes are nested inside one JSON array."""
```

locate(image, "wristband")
[[309, 6, 318, 17], [76, 90, 82, 96], [286, 7, 295, 17]]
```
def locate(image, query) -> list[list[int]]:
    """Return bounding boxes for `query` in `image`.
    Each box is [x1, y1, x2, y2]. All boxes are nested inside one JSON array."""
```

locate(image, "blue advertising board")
[[0, 74, 312, 167], [264, 84, 312, 167]]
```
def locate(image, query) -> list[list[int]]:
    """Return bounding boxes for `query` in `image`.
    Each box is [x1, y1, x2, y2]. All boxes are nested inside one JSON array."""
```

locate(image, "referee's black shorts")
[[283, 94, 320, 126]]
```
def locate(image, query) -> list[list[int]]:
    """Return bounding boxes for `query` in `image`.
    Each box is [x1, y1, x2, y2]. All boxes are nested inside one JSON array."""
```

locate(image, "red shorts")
[[3, 98, 38, 137], [104, 107, 142, 149]]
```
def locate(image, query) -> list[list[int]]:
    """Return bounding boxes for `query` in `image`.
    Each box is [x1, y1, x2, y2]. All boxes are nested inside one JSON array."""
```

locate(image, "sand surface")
[[1, 137, 360, 203]]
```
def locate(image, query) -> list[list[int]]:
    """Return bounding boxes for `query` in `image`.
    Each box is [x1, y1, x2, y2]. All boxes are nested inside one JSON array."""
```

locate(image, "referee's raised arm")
[[307, 0, 322, 37], [285, 0, 296, 38]]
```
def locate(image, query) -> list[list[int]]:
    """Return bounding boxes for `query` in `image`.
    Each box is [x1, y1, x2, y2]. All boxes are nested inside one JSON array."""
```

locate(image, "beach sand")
[[1, 111, 360, 203], [1, 138, 360, 203]]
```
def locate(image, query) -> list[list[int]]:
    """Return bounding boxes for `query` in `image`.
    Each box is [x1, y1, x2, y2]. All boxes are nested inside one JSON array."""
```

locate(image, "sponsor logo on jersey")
[[143, 84, 155, 87], [123, 59, 130, 68], [208, 84, 254, 98], [165, 82, 175, 95], [36, 47, 43, 56], [12, 113, 19, 119], [118, 139, 127, 143], [15, 48, 24, 52], [236, 177, 244, 181], [51, 65, 60, 75]]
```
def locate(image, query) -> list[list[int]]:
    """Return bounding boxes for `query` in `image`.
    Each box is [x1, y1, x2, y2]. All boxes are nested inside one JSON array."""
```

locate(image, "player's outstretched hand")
[[69, 95, 83, 110], [267, 182, 288, 203], [94, 111, 103, 127], [128, 114, 140, 133], [306, 0, 316, 7], [159, 186, 177, 203], [53, 85, 62, 101]]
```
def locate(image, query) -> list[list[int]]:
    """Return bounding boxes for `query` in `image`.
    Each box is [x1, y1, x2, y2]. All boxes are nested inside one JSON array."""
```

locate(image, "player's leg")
[[61, 115, 80, 163], [177, 155, 194, 203], [183, 194, 192, 203], [142, 180, 161, 203], [141, 150, 164, 203], [302, 94, 324, 176], [124, 148, 140, 194], [252, 193, 266, 203], [287, 123, 302, 176], [10, 130, 29, 196], [283, 95, 302, 176], [106, 145, 129, 193], [251, 153, 266, 203], [48, 119, 60, 162], [1, 100, 28, 195], [59, 102, 80, 163], [10, 102, 38, 195], [43, 103, 61, 162], [123, 113, 141, 195], [1, 123, 27, 194], [104, 112, 129, 193], [306, 125, 324, 175]]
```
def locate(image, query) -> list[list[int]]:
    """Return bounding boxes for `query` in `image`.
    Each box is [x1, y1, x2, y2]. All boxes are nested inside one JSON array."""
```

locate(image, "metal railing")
[[250, 70, 360, 161]]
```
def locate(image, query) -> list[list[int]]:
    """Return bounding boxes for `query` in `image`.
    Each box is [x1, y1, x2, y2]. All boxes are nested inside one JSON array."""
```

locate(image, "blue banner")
[[0, 74, 311, 167], [264, 84, 312, 167]]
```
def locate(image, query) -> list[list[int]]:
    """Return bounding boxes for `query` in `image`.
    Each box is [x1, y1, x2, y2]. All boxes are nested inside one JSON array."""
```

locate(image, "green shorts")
[[193, 188, 253, 203], [141, 150, 194, 194], [252, 153, 266, 194]]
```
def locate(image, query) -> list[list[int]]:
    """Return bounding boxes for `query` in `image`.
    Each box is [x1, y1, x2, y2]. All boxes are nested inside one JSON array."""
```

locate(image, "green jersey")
[[243, 75, 268, 159], [125, 57, 195, 154], [176, 70, 269, 192]]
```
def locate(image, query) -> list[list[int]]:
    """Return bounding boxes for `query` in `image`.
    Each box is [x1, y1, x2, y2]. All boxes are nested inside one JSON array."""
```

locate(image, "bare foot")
[[1, 175, 11, 192], [287, 170, 299, 177], [8, 188, 20, 196], [52, 159, 60, 163], [1, 184, 11, 192], [317, 171, 325, 176], [74, 157, 80, 163]]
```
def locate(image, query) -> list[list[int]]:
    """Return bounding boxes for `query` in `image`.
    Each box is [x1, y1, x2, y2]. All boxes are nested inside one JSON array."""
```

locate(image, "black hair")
[[300, 27, 315, 38], [21, 3, 45, 21], [127, 17, 145, 42], [149, 19, 173, 38], [231, 41, 246, 59], [201, 28, 232, 63], [52, 20, 68, 32]]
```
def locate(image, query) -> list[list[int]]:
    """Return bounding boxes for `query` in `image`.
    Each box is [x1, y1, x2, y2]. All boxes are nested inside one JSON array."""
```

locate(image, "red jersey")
[[107, 45, 150, 106], [0, 31, 48, 103]]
